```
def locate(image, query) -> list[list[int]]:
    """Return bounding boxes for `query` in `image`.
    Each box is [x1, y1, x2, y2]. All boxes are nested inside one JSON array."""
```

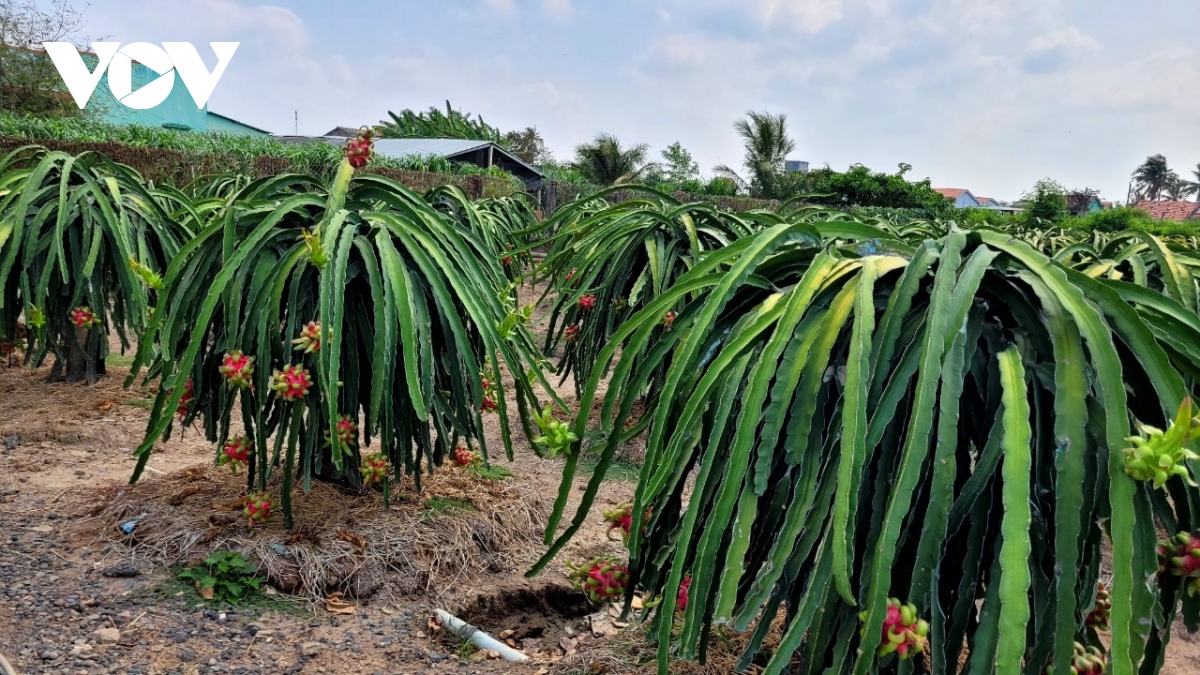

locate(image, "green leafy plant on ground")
[[532, 222, 1200, 674], [177, 551, 263, 605]]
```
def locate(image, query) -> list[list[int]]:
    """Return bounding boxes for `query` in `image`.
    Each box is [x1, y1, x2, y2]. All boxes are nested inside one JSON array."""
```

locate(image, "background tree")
[[1021, 178, 1068, 224], [1131, 154, 1175, 201], [1064, 187, 1101, 215], [0, 0, 92, 116], [502, 126, 551, 165], [1164, 174, 1195, 200], [801, 163, 950, 214], [657, 141, 700, 185], [376, 101, 505, 143], [570, 133, 651, 186], [714, 110, 797, 199]]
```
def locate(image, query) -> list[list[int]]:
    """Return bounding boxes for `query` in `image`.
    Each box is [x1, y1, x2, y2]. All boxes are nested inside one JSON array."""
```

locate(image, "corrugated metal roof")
[[314, 137, 542, 178]]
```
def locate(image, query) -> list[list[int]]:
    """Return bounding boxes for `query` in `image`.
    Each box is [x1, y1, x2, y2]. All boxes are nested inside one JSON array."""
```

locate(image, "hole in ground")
[[456, 582, 594, 650]]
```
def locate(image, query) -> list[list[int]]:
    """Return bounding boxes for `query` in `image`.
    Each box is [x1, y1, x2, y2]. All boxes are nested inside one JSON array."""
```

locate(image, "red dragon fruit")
[[663, 311, 676, 329], [564, 325, 581, 343], [1159, 530, 1200, 595], [174, 378, 195, 419], [360, 453, 392, 486], [219, 350, 255, 389], [482, 391, 498, 412], [1086, 582, 1111, 632], [344, 128, 374, 169], [218, 435, 252, 474], [244, 491, 273, 526], [1045, 642, 1107, 674], [69, 306, 99, 329], [676, 575, 692, 612], [324, 415, 358, 454], [603, 502, 634, 542], [578, 295, 597, 311], [860, 598, 929, 659], [270, 365, 312, 401], [502, 255, 514, 266], [292, 321, 322, 354], [567, 557, 630, 604], [453, 445, 478, 467]]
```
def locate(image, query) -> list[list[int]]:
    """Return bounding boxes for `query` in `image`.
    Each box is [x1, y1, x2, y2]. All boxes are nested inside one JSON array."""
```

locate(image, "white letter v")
[[163, 42, 239, 108], [42, 42, 120, 109]]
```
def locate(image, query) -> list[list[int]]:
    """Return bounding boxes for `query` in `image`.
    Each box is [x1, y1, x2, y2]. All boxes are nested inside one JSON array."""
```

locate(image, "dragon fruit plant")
[[567, 557, 630, 604], [1045, 643, 1107, 675], [218, 436, 252, 475], [1086, 582, 1111, 631], [360, 453, 392, 486], [292, 321, 322, 354], [859, 598, 928, 660], [270, 365, 312, 401], [219, 351, 254, 389], [1123, 397, 1200, 489], [244, 491, 273, 527], [69, 306, 99, 329]]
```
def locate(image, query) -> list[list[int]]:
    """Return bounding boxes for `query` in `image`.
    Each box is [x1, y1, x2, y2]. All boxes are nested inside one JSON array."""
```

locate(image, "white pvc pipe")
[[434, 609, 529, 662], [0, 651, 15, 675]]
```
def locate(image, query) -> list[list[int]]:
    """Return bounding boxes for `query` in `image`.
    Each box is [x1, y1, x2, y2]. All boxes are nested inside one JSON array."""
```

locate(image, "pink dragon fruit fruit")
[[1045, 642, 1107, 674], [860, 598, 929, 659], [578, 295, 596, 311], [270, 365, 312, 401], [564, 325, 581, 343], [1166, 530, 1200, 577], [603, 502, 633, 542], [360, 453, 392, 486], [324, 414, 358, 454], [344, 128, 374, 169], [453, 445, 478, 467], [1086, 582, 1111, 632], [567, 557, 629, 604], [482, 391, 498, 412], [218, 436, 252, 474], [502, 255, 514, 266], [292, 321, 322, 354], [663, 311, 676, 329], [174, 378, 195, 419], [677, 575, 692, 612], [244, 491, 273, 526], [69, 306, 99, 329], [219, 350, 255, 389]]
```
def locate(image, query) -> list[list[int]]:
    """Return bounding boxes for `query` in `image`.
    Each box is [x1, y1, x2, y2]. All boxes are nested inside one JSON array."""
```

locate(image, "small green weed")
[[177, 551, 262, 605], [423, 497, 476, 516]]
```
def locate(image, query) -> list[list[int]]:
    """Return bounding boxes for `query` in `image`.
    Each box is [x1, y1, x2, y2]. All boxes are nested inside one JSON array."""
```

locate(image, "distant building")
[[784, 160, 809, 173], [1135, 200, 1200, 221], [934, 188, 981, 209], [323, 126, 361, 138], [975, 196, 998, 208]]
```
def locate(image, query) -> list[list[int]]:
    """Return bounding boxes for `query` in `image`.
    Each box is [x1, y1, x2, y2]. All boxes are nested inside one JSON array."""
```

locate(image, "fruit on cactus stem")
[[174, 378, 195, 419], [1045, 642, 1107, 674], [128, 256, 164, 290], [1122, 397, 1200, 489], [676, 575, 692, 612], [502, 255, 513, 266], [270, 365, 312, 401], [1086, 582, 1111, 631], [453, 445, 478, 467], [564, 324, 581, 343], [1159, 530, 1200, 595], [69, 306, 99, 329], [360, 453, 392, 486], [28, 305, 46, 328], [219, 350, 255, 389], [603, 502, 633, 542], [482, 391, 498, 412], [292, 321, 322, 354], [860, 598, 928, 659], [344, 128, 374, 169], [244, 491, 273, 526], [300, 228, 328, 269], [578, 295, 596, 311], [324, 415, 358, 454], [218, 435, 252, 474], [663, 311, 676, 329], [566, 557, 630, 604]]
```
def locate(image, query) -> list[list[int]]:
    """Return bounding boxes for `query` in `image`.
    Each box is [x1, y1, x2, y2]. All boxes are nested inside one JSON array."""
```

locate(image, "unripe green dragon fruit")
[[859, 598, 929, 659], [218, 436, 252, 474], [292, 321, 322, 353], [69, 306, 99, 329], [360, 453, 391, 486], [531, 404, 579, 458], [603, 502, 633, 542], [270, 365, 312, 401], [324, 414, 358, 455], [1086, 582, 1110, 631], [1046, 642, 1107, 674], [566, 556, 629, 604], [219, 350, 255, 389], [128, 256, 164, 290], [1123, 397, 1200, 489], [244, 491, 273, 526]]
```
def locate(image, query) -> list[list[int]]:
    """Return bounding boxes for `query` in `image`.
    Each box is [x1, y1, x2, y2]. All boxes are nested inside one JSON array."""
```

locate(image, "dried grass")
[[68, 464, 549, 602]]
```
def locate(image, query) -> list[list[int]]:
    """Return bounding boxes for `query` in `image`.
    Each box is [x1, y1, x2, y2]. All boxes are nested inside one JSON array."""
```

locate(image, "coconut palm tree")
[[714, 110, 798, 199], [570, 134, 652, 186], [1165, 174, 1196, 200], [1131, 154, 1175, 201]]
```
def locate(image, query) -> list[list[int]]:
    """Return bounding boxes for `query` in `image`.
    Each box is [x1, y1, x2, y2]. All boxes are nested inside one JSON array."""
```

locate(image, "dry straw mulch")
[[70, 464, 549, 602]]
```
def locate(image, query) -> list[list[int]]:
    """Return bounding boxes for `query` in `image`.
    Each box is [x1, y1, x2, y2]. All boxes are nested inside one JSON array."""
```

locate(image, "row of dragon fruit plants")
[[4, 130, 1200, 674]]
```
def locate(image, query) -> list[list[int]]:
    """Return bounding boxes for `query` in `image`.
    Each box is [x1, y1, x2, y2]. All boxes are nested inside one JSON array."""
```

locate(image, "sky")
[[64, 0, 1200, 202]]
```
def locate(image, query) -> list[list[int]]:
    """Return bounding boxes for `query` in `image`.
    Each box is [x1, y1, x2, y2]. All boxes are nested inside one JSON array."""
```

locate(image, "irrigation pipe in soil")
[[434, 609, 529, 662]]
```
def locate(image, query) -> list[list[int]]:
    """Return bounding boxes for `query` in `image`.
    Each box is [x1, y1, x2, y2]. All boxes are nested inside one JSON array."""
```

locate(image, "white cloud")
[[1027, 27, 1099, 54], [543, 0, 571, 19]]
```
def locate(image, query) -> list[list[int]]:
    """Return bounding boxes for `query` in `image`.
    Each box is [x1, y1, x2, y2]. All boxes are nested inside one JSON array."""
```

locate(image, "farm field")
[[4, 134, 1200, 675]]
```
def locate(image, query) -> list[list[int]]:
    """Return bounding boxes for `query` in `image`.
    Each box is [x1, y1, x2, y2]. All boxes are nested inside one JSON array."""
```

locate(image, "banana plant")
[[0, 146, 189, 383], [127, 135, 558, 525], [530, 223, 1200, 674]]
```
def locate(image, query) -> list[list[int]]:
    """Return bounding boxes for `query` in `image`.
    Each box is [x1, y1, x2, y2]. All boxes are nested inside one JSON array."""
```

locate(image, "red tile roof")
[[934, 188, 968, 199], [1135, 200, 1200, 221]]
